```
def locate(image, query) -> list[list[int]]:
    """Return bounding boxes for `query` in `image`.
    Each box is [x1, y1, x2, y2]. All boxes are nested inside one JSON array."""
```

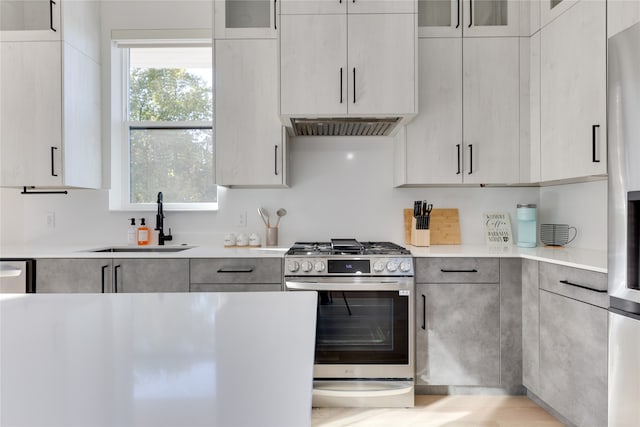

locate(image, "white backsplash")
[[0, 138, 607, 251]]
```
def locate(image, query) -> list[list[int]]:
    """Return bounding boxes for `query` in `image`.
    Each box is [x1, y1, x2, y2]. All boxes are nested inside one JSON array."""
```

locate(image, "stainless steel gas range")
[[284, 239, 415, 408]]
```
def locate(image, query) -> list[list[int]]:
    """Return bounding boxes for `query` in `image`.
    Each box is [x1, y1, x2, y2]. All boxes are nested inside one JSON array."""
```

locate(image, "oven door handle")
[[285, 281, 410, 292]]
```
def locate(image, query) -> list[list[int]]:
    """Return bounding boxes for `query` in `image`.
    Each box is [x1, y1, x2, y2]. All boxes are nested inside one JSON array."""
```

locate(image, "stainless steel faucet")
[[155, 191, 172, 245]]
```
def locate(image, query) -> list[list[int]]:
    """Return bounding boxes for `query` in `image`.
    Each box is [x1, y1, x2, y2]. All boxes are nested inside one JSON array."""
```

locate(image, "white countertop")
[[0, 243, 607, 272], [0, 292, 317, 427]]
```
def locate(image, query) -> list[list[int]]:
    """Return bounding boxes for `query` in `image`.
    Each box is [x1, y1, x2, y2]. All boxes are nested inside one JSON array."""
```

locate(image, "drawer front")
[[190, 283, 282, 292], [190, 258, 282, 284], [539, 262, 607, 308], [415, 258, 500, 284]]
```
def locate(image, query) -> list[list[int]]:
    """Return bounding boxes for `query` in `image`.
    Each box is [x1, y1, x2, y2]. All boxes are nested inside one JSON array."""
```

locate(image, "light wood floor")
[[311, 395, 565, 427]]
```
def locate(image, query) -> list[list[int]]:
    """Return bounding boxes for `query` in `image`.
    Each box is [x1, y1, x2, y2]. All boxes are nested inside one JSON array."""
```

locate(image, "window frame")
[[109, 34, 217, 212]]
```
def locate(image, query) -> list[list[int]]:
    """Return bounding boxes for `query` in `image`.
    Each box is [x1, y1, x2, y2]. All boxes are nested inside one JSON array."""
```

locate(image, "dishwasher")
[[0, 260, 35, 293]]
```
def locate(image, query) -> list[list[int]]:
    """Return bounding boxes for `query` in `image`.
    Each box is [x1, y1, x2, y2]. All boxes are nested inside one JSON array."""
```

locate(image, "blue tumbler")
[[517, 204, 537, 248]]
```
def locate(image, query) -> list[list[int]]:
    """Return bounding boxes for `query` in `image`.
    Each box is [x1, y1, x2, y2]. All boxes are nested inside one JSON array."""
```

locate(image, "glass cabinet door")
[[214, 0, 278, 39], [418, 0, 462, 37], [0, 0, 60, 41], [463, 0, 520, 36]]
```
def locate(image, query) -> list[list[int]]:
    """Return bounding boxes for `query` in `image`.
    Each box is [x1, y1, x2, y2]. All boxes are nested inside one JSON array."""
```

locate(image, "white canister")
[[223, 233, 237, 247], [249, 232, 261, 247], [236, 233, 249, 246]]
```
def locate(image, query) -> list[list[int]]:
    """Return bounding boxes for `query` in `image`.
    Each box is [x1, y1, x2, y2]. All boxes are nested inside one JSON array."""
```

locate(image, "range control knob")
[[287, 261, 300, 273], [386, 260, 399, 272], [314, 261, 326, 272], [373, 260, 386, 273], [301, 261, 313, 273], [400, 261, 412, 273]]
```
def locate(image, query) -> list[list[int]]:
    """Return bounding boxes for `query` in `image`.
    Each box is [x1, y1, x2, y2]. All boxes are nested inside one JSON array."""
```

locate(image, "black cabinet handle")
[[353, 68, 356, 104], [559, 280, 607, 293], [592, 124, 600, 163], [441, 268, 478, 273], [456, 144, 461, 174], [114, 265, 121, 293], [456, 0, 461, 28], [274, 145, 279, 175], [274, 0, 277, 30], [421, 294, 426, 330], [49, 0, 57, 32], [101, 265, 109, 293], [217, 267, 254, 273], [468, 144, 473, 175], [468, 0, 473, 28], [340, 68, 343, 104], [50, 147, 58, 177]]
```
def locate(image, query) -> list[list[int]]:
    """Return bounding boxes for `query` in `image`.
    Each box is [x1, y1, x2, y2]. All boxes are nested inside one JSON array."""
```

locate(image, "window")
[[110, 40, 216, 211]]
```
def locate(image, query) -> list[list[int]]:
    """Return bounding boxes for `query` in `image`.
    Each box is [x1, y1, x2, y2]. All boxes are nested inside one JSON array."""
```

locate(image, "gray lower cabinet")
[[113, 259, 189, 293], [190, 258, 282, 292], [415, 257, 522, 390], [36, 258, 112, 293], [36, 258, 189, 293], [523, 260, 608, 427]]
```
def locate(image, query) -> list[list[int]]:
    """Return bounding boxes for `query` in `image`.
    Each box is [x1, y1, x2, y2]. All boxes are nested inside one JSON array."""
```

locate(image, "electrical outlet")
[[236, 211, 247, 228], [45, 211, 56, 229]]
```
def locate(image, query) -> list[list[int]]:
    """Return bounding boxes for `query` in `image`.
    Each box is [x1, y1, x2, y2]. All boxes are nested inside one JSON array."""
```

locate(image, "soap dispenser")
[[127, 218, 137, 245], [137, 218, 150, 246]]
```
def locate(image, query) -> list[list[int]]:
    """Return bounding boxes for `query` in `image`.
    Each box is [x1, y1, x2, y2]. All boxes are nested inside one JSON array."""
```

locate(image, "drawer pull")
[[217, 267, 254, 273], [421, 294, 426, 330], [559, 280, 607, 293], [440, 269, 478, 273]]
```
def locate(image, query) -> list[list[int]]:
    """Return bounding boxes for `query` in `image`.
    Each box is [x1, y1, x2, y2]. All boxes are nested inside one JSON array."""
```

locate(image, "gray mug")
[[540, 223, 577, 246]]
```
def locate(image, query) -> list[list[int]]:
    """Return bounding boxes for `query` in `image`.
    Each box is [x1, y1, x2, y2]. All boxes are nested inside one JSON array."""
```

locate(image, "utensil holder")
[[266, 227, 278, 247], [411, 218, 430, 247]]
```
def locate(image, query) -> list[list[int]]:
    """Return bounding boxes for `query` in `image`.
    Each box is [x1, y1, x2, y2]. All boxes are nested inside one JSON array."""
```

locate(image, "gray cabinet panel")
[[499, 258, 523, 391], [190, 258, 282, 284], [539, 262, 608, 308], [114, 259, 189, 293], [416, 282, 500, 386], [539, 290, 608, 427], [521, 258, 540, 394], [415, 258, 499, 284], [36, 258, 111, 293]]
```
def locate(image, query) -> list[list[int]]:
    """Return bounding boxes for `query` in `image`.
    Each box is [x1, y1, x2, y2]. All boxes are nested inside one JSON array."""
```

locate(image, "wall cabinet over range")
[[0, 0, 101, 190], [279, 3, 417, 132]]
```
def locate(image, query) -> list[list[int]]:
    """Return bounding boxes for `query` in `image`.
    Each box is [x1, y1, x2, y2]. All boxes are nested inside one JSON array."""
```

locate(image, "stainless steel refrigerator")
[[608, 20, 640, 426]]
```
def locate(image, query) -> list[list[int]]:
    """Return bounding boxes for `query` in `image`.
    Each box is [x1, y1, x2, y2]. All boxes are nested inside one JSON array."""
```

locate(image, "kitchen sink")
[[88, 246, 194, 253]]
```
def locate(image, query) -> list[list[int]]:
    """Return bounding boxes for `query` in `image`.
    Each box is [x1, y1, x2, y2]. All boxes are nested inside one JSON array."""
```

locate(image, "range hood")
[[289, 117, 401, 137]]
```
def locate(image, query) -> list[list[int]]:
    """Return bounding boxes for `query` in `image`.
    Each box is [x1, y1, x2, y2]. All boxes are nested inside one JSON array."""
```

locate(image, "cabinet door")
[[463, 37, 519, 184], [347, 13, 415, 116], [463, 0, 520, 36], [216, 39, 287, 187], [0, 41, 62, 187], [214, 0, 278, 39], [0, 0, 60, 41], [521, 259, 540, 394], [418, 0, 462, 37], [114, 259, 189, 293], [405, 38, 462, 184], [539, 290, 608, 427], [280, 14, 347, 116], [416, 282, 500, 386], [280, 0, 345, 15], [540, 0, 606, 182], [36, 259, 111, 293]]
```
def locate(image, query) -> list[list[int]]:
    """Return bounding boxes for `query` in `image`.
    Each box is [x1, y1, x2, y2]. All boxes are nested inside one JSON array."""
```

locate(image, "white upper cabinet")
[[418, 0, 520, 37], [0, 0, 59, 41], [280, 0, 414, 15], [214, 0, 278, 38], [280, 12, 416, 118], [540, 0, 606, 182], [215, 39, 289, 187]]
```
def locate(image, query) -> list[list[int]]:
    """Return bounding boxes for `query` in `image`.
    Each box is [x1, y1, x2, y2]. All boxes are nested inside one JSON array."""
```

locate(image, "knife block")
[[411, 218, 430, 247]]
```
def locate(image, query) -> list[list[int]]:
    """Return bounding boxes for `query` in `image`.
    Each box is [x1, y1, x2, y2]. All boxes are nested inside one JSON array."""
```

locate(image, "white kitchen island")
[[0, 291, 317, 427]]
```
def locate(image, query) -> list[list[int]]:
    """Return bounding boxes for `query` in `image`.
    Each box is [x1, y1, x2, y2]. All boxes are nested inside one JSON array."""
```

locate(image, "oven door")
[[285, 277, 414, 380]]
